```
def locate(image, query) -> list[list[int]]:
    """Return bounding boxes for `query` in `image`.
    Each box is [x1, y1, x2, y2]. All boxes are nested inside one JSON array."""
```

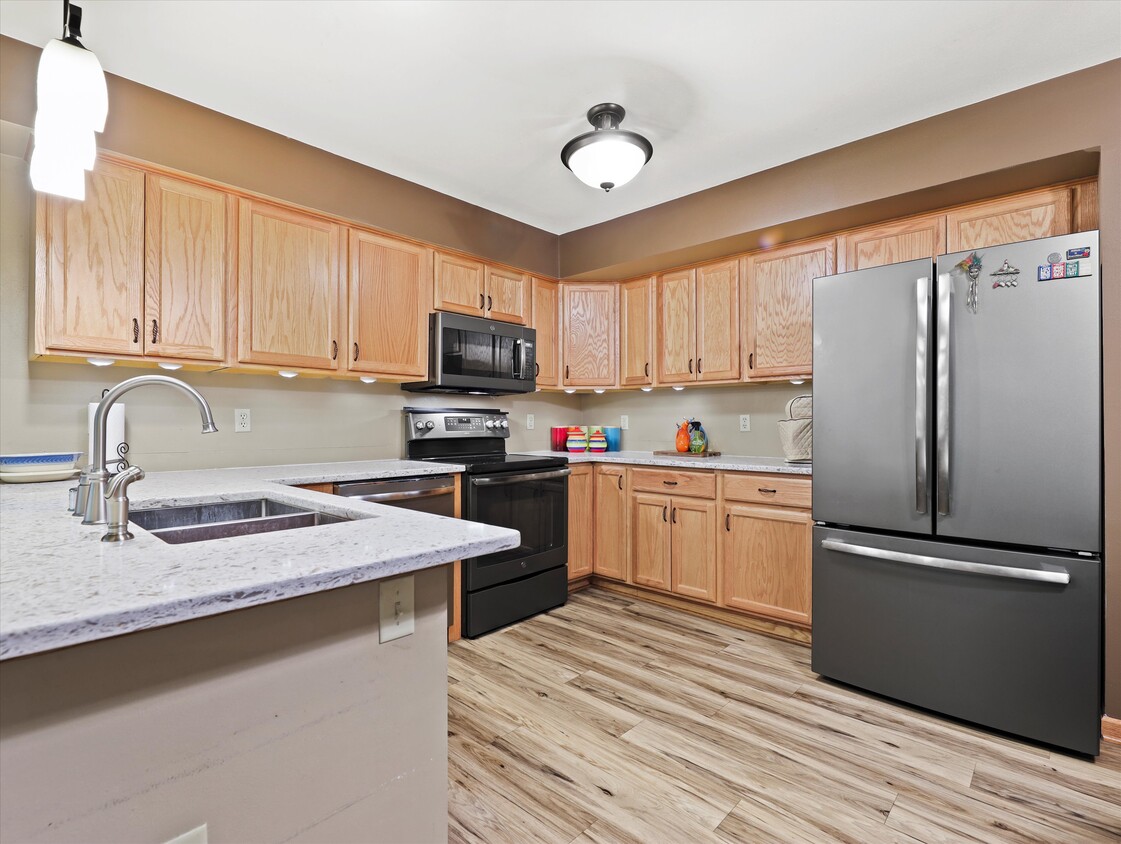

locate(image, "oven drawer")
[[723, 473, 811, 508], [631, 467, 715, 498]]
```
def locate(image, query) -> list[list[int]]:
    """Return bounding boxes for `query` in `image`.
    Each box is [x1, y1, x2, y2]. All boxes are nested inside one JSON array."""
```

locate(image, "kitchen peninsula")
[[0, 460, 517, 843]]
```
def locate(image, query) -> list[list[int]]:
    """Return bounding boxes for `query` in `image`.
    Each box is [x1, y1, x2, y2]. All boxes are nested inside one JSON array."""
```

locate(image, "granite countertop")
[[0, 460, 518, 661], [526, 450, 812, 475]]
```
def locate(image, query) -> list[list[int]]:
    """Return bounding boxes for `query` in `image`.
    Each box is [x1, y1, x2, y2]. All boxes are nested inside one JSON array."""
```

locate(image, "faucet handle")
[[101, 466, 145, 543], [105, 466, 145, 500]]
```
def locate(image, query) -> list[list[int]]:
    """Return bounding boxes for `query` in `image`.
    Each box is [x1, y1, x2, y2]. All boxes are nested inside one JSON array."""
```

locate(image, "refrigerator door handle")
[[820, 539, 1070, 585], [936, 272, 952, 516], [915, 276, 929, 514]]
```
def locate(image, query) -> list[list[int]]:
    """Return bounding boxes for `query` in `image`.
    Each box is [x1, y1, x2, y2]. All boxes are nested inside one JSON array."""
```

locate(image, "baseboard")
[[591, 578, 812, 646], [568, 576, 593, 593], [1103, 715, 1121, 745]]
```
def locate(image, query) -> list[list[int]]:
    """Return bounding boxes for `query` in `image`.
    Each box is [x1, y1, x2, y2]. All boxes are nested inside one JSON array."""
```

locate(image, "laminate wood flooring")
[[448, 588, 1121, 843]]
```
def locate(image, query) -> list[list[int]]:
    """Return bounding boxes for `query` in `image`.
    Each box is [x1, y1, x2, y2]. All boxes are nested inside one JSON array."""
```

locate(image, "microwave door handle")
[[511, 338, 523, 379]]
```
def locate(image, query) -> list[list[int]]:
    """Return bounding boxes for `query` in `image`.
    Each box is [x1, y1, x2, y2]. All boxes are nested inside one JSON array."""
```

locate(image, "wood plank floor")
[[448, 588, 1121, 844]]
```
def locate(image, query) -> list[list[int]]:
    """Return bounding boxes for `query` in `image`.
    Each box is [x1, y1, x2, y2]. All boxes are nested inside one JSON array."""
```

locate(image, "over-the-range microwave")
[[402, 312, 537, 396]]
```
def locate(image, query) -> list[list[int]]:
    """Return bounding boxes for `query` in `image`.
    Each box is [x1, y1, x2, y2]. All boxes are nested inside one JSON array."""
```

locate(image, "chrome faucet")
[[101, 466, 145, 542], [76, 375, 218, 525]]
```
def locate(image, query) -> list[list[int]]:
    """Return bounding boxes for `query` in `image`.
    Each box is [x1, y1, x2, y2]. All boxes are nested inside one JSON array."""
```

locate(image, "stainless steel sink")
[[130, 497, 349, 544]]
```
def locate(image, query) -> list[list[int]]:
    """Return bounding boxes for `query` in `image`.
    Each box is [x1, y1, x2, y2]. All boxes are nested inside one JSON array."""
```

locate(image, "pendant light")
[[561, 103, 652, 192], [30, 0, 108, 201]]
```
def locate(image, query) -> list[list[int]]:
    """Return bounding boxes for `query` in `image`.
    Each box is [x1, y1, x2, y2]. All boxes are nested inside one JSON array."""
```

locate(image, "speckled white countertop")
[[526, 450, 812, 475], [0, 460, 519, 661]]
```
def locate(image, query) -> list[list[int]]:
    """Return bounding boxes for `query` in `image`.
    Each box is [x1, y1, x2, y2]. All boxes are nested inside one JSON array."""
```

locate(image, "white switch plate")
[[234, 408, 251, 433], [379, 575, 415, 643], [620, 415, 629, 430], [739, 414, 751, 432], [526, 413, 535, 430], [164, 824, 208, 844]]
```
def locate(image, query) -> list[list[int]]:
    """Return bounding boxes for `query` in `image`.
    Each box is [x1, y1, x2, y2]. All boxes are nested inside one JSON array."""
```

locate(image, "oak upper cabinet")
[[720, 472, 813, 626], [632, 493, 672, 591], [593, 465, 628, 581], [530, 278, 560, 387], [144, 174, 231, 361], [347, 229, 431, 378], [238, 198, 343, 370], [568, 463, 595, 581], [620, 277, 655, 386], [562, 283, 617, 387], [484, 266, 529, 324], [36, 159, 145, 355], [742, 237, 835, 380], [836, 213, 946, 272], [433, 251, 485, 316], [658, 259, 739, 384], [669, 497, 718, 602], [945, 186, 1072, 252]]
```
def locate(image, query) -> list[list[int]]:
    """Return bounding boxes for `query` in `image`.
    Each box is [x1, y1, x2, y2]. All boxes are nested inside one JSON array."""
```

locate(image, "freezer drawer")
[[812, 527, 1101, 755]]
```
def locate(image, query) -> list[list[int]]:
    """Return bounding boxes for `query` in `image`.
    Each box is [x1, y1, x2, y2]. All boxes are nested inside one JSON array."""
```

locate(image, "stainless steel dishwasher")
[[332, 475, 458, 632]]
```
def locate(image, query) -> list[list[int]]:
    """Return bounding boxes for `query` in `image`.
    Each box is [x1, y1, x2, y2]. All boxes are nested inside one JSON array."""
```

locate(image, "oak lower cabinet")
[[562, 283, 618, 387], [567, 463, 595, 581], [531, 278, 560, 387], [592, 465, 628, 581], [347, 229, 431, 378], [669, 498, 718, 602], [720, 472, 813, 626], [237, 198, 343, 370], [742, 237, 834, 380], [631, 493, 671, 591]]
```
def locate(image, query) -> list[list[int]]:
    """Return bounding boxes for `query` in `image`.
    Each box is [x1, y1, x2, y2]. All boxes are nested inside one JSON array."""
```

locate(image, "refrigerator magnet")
[[1038, 265, 1053, 281], [1067, 247, 1091, 260], [990, 259, 1020, 289]]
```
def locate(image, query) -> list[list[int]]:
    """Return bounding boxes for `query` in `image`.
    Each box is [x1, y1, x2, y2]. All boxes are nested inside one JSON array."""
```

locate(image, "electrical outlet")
[[526, 413, 535, 430], [620, 415, 629, 430], [739, 414, 751, 432], [234, 408, 251, 433], [379, 575, 415, 643], [164, 825, 208, 844]]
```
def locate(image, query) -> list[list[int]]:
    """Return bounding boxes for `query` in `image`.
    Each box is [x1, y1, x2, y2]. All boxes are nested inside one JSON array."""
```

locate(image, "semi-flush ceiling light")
[[30, 0, 108, 201], [561, 103, 652, 193]]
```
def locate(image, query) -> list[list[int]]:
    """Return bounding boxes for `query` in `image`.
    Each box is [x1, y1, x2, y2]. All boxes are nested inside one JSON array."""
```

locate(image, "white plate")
[[0, 469, 81, 484]]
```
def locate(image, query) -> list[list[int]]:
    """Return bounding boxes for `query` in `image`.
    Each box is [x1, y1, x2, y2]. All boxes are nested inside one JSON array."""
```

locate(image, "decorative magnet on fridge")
[[990, 259, 1020, 289], [955, 252, 983, 313]]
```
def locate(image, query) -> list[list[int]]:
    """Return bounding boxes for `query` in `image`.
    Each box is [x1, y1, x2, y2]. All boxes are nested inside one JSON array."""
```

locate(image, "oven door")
[[464, 467, 569, 590]]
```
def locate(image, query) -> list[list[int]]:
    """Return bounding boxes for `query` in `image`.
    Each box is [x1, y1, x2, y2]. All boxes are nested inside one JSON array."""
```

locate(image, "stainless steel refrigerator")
[[811, 231, 1102, 756]]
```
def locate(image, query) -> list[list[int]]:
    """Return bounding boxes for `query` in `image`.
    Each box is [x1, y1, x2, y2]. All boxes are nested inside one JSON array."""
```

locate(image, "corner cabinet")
[[530, 278, 560, 387], [567, 463, 595, 581], [347, 229, 431, 378], [742, 237, 834, 380], [562, 283, 617, 387], [237, 199, 343, 370]]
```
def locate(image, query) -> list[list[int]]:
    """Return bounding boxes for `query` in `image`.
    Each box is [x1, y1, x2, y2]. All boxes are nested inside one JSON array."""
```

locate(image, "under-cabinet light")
[[594, 389, 605, 394], [672, 386, 685, 391], [158, 362, 182, 371], [641, 387, 653, 392], [790, 379, 805, 385], [564, 389, 576, 394], [278, 370, 298, 379], [359, 376, 378, 384], [86, 357, 114, 367]]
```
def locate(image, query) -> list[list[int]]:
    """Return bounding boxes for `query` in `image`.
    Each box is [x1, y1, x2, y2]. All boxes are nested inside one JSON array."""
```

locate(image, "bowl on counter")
[[0, 452, 83, 483]]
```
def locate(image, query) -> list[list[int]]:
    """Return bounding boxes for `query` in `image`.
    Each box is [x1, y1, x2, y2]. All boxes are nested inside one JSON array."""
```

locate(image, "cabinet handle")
[[151, 319, 159, 344], [688, 358, 694, 374], [331, 340, 338, 360], [758, 487, 777, 494], [535, 362, 540, 376], [662, 480, 678, 486], [617, 475, 623, 490], [132, 318, 139, 344], [645, 362, 650, 377], [662, 505, 667, 522], [672, 507, 677, 524], [487, 295, 493, 311], [749, 352, 754, 370], [479, 293, 485, 310], [725, 513, 731, 532], [565, 365, 570, 380], [353, 343, 359, 361], [697, 357, 702, 374]]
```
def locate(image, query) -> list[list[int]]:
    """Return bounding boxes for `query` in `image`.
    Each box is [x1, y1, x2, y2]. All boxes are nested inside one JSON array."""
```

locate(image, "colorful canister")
[[602, 426, 621, 452], [566, 426, 588, 452], [588, 427, 608, 452], [550, 426, 568, 452]]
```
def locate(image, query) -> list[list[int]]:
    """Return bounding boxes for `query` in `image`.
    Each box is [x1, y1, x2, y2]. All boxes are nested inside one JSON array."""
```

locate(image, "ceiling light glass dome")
[[561, 103, 652, 192]]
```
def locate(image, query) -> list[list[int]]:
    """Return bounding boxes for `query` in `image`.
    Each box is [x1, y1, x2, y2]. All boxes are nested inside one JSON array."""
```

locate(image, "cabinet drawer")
[[722, 473, 811, 508], [631, 468, 715, 498]]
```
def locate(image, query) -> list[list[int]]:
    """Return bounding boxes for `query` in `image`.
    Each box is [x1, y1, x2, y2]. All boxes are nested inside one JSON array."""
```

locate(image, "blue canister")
[[602, 426, 622, 452]]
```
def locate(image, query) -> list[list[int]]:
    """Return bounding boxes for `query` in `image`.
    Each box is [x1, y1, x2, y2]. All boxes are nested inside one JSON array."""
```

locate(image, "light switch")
[[379, 575, 415, 642]]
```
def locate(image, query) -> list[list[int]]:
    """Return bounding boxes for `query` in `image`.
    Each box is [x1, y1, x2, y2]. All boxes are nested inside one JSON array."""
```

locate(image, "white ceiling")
[[2, 1, 1119, 234]]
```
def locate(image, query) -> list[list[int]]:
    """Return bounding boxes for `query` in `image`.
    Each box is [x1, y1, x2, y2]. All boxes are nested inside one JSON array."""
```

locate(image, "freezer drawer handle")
[[820, 539, 1070, 585], [915, 276, 929, 514], [936, 273, 952, 516]]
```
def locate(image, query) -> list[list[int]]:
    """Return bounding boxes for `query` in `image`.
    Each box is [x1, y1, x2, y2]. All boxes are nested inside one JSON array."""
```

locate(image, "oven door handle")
[[471, 468, 571, 486]]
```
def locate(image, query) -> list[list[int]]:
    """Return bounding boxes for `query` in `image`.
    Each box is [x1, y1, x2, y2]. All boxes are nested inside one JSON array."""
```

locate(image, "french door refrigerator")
[[811, 231, 1102, 756]]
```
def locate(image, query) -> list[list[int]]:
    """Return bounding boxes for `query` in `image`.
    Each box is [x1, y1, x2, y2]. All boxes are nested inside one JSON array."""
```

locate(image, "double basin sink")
[[130, 497, 348, 544]]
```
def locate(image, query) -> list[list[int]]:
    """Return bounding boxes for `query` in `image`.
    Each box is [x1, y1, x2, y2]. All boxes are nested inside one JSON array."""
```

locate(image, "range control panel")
[[404, 408, 510, 440]]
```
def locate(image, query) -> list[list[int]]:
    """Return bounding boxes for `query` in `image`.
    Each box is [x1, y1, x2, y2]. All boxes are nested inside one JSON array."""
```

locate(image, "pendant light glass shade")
[[561, 103, 652, 192]]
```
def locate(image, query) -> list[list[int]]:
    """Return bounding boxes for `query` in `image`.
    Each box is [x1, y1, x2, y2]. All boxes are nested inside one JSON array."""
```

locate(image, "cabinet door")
[[670, 498, 717, 602], [485, 266, 528, 325], [743, 237, 835, 380], [562, 283, 617, 387], [620, 277, 654, 386], [632, 493, 671, 591], [837, 213, 945, 272], [593, 465, 628, 581], [531, 278, 559, 387], [721, 504, 811, 626], [37, 160, 144, 355], [945, 187, 1072, 252], [238, 199, 343, 369], [433, 251, 485, 316], [695, 259, 739, 381], [144, 174, 230, 361], [348, 229, 430, 377], [567, 464, 595, 581], [657, 269, 696, 384]]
